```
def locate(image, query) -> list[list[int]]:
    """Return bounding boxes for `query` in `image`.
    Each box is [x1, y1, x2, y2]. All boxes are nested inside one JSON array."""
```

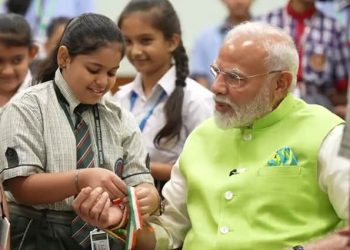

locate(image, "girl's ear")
[[28, 44, 39, 61], [57, 46, 70, 69], [167, 33, 180, 53]]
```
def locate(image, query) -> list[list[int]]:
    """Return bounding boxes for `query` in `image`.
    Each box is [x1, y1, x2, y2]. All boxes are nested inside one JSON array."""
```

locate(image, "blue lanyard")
[[130, 90, 166, 132]]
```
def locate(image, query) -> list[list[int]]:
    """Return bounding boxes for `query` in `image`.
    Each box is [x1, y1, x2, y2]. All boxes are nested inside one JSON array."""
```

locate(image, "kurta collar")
[[249, 93, 297, 130]]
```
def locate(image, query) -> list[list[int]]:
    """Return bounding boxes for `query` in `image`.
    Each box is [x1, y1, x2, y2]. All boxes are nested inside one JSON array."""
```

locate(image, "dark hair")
[[118, 0, 189, 147], [5, 0, 32, 15], [0, 13, 33, 47], [46, 16, 70, 39], [35, 13, 126, 84]]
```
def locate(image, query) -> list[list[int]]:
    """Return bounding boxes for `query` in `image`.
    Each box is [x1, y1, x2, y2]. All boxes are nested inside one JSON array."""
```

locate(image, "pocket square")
[[267, 146, 298, 166]]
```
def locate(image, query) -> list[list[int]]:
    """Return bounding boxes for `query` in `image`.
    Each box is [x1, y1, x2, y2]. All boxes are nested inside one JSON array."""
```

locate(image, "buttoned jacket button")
[[243, 133, 252, 141], [224, 191, 233, 200], [220, 226, 229, 234]]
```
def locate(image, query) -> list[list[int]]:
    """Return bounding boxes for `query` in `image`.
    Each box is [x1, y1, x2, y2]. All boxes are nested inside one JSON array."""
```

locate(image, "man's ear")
[[272, 71, 293, 106], [57, 45, 70, 69], [167, 33, 180, 53], [275, 71, 292, 94]]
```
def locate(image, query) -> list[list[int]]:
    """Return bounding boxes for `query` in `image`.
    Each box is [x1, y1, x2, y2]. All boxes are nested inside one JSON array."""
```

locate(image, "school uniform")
[[115, 66, 213, 191], [0, 69, 153, 249]]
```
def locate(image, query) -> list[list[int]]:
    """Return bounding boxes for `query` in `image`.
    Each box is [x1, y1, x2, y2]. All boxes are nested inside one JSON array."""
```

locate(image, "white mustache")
[[214, 95, 236, 108]]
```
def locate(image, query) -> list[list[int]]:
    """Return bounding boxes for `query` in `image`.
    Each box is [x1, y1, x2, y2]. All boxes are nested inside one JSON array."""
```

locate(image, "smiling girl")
[[0, 13, 158, 250], [115, 0, 213, 194]]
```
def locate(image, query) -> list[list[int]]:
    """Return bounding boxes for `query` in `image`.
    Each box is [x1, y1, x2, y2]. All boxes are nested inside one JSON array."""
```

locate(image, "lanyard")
[[130, 90, 166, 132], [34, 0, 59, 39], [53, 82, 105, 166]]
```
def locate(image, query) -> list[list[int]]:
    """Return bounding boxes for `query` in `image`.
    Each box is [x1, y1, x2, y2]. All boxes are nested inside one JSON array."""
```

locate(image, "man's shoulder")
[[195, 23, 223, 39]]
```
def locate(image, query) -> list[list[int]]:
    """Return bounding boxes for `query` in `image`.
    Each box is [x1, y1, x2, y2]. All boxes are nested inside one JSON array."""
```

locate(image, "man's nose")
[[211, 73, 227, 95]]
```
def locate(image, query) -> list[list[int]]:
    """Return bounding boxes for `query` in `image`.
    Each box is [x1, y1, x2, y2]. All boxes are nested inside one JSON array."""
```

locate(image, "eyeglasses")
[[209, 64, 282, 88]]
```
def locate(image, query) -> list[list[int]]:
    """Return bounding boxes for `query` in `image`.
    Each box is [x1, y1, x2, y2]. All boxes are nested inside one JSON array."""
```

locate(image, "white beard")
[[214, 83, 273, 129]]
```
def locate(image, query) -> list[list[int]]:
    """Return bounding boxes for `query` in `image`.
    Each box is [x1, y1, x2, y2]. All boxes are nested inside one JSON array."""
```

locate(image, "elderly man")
[[72, 22, 349, 250]]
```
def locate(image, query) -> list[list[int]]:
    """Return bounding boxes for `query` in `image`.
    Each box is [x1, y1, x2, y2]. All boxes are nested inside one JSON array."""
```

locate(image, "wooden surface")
[[111, 75, 135, 94]]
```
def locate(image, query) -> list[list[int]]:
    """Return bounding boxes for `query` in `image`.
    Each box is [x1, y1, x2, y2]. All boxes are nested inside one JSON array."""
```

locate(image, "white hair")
[[224, 21, 299, 91]]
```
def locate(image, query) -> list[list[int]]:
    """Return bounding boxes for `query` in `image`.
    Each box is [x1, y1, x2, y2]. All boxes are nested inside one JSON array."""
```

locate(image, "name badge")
[[90, 229, 110, 250], [0, 216, 10, 249]]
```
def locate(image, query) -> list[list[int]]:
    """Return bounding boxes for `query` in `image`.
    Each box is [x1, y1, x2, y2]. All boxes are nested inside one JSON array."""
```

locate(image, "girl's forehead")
[[121, 10, 157, 28]]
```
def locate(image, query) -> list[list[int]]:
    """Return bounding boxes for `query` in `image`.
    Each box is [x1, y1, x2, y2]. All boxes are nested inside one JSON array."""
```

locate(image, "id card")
[[0, 216, 10, 249], [90, 229, 110, 250]]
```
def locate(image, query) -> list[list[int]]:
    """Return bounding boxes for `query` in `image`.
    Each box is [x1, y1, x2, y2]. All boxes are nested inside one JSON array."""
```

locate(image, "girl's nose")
[[0, 64, 15, 75]]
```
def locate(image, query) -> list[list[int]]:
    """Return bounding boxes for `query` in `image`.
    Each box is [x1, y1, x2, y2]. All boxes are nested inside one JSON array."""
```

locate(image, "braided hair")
[[118, 0, 189, 147]]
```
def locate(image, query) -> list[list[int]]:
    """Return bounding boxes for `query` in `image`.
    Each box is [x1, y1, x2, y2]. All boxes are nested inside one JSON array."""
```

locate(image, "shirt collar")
[[286, 1, 316, 20], [54, 68, 106, 115], [219, 19, 233, 35], [131, 65, 176, 98]]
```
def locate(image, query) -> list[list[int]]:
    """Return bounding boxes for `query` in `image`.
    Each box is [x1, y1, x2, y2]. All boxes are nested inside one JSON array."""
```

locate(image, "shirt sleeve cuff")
[[151, 222, 170, 250]]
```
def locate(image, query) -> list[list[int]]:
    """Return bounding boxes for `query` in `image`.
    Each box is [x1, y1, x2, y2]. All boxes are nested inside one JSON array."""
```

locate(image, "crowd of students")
[[0, 0, 349, 250]]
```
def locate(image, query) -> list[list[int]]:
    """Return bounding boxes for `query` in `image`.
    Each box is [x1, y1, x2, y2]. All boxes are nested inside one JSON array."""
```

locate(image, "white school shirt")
[[114, 66, 214, 165]]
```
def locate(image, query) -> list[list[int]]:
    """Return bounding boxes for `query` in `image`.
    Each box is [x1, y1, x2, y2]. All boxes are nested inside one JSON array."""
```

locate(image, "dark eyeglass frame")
[[209, 64, 283, 88]]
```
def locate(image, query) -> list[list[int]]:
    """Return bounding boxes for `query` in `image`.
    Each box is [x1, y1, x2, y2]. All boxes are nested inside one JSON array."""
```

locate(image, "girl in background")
[[0, 13, 158, 250], [115, 0, 213, 193], [0, 13, 37, 114]]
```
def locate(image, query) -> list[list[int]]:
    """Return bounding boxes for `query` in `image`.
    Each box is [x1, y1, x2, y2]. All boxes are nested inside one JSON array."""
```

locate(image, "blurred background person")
[[190, 0, 253, 89], [30, 16, 70, 78], [43, 16, 70, 56], [0, 0, 95, 58], [258, 0, 350, 118], [0, 13, 37, 115]]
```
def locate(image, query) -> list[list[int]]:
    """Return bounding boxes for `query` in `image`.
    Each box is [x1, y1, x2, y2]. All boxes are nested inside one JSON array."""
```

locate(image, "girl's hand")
[[78, 168, 127, 199], [72, 187, 123, 229], [134, 183, 160, 217]]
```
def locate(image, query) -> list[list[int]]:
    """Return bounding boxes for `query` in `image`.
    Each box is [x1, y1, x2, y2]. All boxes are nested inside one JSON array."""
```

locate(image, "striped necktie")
[[75, 104, 94, 169], [71, 104, 96, 248]]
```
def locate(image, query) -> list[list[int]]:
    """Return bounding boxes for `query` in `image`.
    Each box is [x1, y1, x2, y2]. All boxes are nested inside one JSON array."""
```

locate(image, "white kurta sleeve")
[[149, 160, 190, 249], [318, 124, 350, 220]]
